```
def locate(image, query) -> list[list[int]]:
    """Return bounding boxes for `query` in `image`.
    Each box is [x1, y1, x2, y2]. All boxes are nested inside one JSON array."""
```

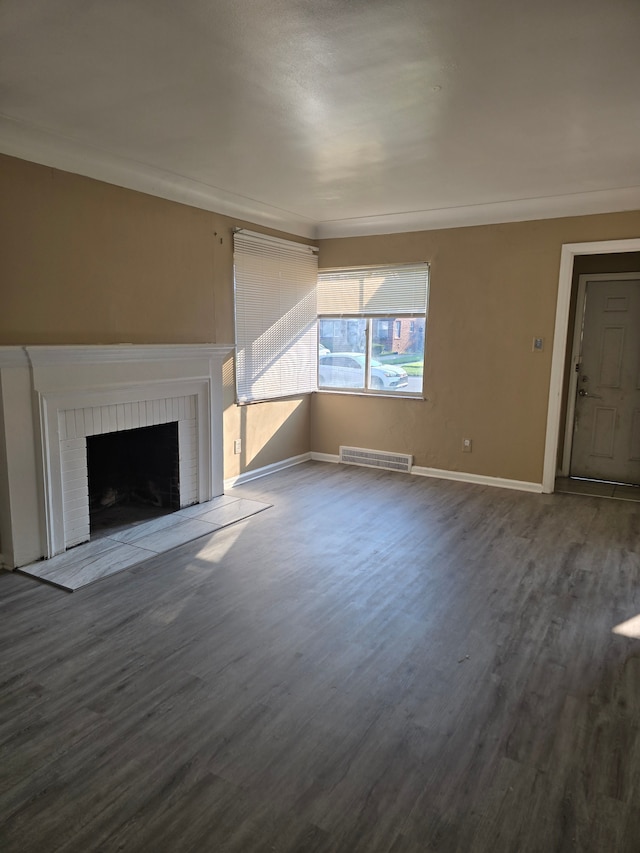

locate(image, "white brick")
[[63, 486, 88, 503], [65, 523, 90, 545], [64, 505, 90, 523], [61, 437, 85, 452], [65, 410, 76, 439], [84, 408, 94, 436], [66, 531, 90, 548], [62, 455, 87, 473], [62, 447, 86, 464], [74, 409, 85, 438]]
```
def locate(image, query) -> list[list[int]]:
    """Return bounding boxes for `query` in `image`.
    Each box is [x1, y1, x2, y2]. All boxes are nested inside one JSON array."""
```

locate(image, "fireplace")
[[0, 344, 232, 569], [54, 387, 201, 550], [87, 422, 180, 535]]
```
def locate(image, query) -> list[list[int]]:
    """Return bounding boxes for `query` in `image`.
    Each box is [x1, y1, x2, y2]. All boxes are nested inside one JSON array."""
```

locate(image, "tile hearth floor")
[[17, 494, 271, 592]]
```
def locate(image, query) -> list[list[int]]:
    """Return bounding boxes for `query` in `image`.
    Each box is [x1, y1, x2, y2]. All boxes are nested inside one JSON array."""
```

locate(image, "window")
[[234, 229, 318, 403], [317, 264, 429, 395]]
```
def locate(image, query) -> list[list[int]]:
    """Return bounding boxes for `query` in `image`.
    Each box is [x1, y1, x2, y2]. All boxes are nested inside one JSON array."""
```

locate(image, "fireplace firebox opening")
[[87, 422, 180, 535]]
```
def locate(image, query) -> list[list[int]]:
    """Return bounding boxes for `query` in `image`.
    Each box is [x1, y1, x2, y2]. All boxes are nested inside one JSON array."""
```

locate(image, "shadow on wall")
[[222, 356, 311, 481], [237, 397, 310, 475]]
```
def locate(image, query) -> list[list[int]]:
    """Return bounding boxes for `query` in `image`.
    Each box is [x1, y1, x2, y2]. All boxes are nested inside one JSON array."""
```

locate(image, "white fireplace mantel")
[[0, 344, 233, 570]]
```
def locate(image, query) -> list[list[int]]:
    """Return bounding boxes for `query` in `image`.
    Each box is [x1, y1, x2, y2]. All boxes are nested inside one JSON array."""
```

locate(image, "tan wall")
[[0, 154, 311, 480], [4, 152, 640, 488], [315, 213, 640, 484]]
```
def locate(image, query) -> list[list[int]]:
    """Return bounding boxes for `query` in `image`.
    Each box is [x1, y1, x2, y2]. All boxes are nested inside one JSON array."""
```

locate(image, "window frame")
[[317, 312, 427, 398], [317, 261, 431, 400]]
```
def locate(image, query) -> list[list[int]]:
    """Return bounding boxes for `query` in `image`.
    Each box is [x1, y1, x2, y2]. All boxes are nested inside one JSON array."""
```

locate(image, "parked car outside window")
[[319, 352, 408, 390]]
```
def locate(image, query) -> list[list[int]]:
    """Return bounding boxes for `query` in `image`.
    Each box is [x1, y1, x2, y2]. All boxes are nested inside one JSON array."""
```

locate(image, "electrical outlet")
[[233, 438, 242, 455], [462, 438, 472, 453]]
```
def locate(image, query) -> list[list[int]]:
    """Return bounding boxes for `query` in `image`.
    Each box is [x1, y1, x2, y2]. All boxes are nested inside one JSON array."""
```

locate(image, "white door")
[[570, 277, 640, 483]]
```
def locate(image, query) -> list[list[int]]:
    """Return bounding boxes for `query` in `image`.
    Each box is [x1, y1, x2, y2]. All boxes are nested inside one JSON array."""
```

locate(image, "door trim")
[[560, 272, 640, 477], [543, 238, 640, 493]]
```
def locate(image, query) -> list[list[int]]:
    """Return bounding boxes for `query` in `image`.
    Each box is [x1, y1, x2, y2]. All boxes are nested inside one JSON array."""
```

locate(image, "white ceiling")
[[1, 0, 639, 238]]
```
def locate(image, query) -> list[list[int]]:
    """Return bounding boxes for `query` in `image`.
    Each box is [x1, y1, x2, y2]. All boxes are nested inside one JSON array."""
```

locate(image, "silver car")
[[319, 352, 408, 390]]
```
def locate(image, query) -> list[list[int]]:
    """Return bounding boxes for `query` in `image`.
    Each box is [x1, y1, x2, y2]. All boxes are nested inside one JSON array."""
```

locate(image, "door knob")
[[578, 389, 602, 398]]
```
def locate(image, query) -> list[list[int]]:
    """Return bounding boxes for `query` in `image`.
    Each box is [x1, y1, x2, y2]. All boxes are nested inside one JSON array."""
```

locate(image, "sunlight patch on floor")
[[612, 614, 640, 639]]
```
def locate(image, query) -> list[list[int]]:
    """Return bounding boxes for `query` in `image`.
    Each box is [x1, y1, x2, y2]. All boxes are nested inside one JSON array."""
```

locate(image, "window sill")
[[314, 389, 426, 401]]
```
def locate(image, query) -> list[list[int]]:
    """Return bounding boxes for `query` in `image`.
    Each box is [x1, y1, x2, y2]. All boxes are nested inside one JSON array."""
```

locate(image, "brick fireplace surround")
[[0, 345, 232, 570]]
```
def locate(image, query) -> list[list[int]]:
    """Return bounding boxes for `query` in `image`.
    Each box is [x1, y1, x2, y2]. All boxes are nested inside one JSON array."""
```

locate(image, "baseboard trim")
[[411, 466, 543, 493], [310, 453, 542, 493], [310, 452, 340, 464], [225, 453, 312, 489], [227, 452, 543, 494]]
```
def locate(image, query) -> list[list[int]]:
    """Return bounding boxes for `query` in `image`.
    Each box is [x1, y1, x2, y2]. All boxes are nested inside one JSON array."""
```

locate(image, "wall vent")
[[339, 446, 412, 474]]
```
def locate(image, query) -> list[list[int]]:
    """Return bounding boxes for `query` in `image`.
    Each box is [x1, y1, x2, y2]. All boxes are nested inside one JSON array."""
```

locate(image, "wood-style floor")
[[2, 461, 640, 852]]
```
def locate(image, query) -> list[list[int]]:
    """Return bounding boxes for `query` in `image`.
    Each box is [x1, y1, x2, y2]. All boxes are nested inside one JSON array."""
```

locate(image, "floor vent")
[[339, 446, 412, 474]]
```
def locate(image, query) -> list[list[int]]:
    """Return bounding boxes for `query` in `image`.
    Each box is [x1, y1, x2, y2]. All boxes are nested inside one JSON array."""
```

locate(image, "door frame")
[[542, 238, 640, 493], [560, 272, 640, 477]]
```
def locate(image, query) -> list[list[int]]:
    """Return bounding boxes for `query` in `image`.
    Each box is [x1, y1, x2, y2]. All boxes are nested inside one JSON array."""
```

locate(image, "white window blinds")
[[234, 229, 318, 404], [318, 264, 429, 316]]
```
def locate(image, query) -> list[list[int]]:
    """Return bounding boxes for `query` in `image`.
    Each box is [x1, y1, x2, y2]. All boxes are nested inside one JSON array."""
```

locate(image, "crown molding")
[[2, 115, 639, 241], [0, 116, 317, 239], [315, 186, 640, 238]]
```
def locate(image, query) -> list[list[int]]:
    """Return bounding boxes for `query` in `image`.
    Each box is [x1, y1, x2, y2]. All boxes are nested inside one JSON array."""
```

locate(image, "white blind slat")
[[234, 231, 318, 404], [318, 264, 429, 316]]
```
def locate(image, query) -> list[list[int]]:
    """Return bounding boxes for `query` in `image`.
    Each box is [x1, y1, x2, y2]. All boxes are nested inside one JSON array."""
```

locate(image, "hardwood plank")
[[1, 461, 640, 852]]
